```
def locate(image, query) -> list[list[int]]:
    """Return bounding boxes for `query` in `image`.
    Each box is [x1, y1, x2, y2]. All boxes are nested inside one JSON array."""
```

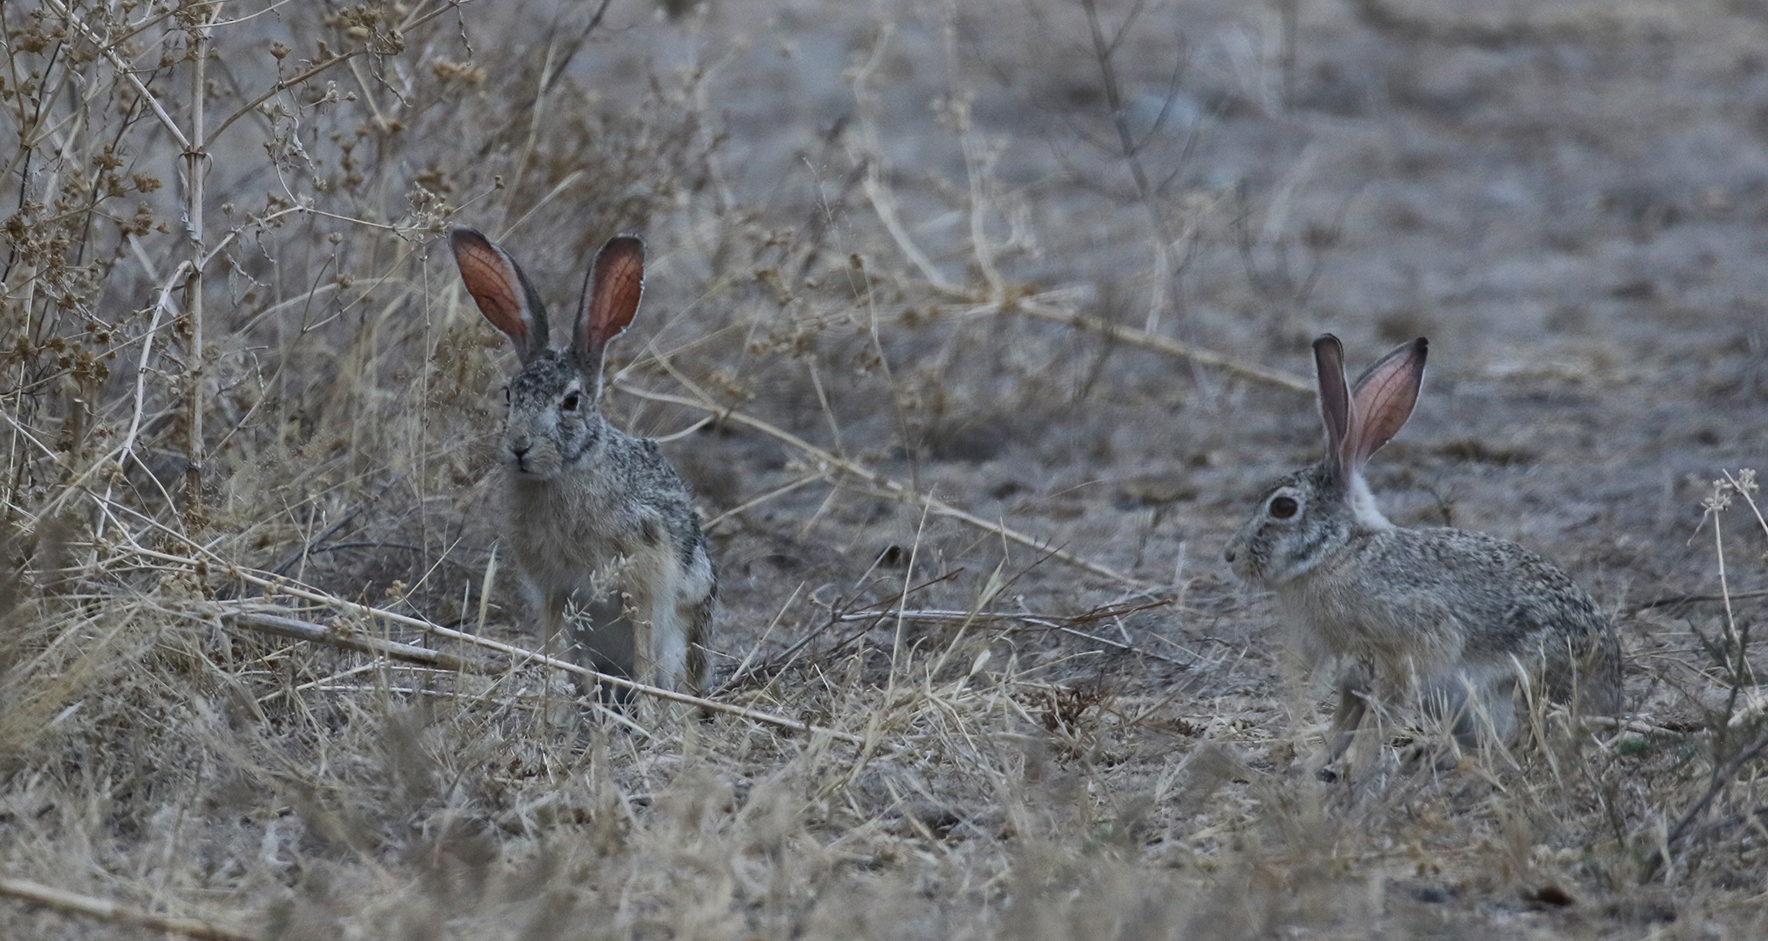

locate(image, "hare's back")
[[1369, 527, 1615, 671]]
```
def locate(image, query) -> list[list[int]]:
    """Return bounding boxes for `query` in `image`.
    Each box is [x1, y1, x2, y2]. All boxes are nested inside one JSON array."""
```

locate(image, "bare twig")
[[95, 258, 188, 544], [122, 544, 865, 744], [834, 601, 1187, 667], [730, 569, 968, 690], [218, 605, 653, 737], [1641, 724, 1768, 883], [1630, 588, 1768, 613], [703, 473, 822, 532], [944, 287, 1313, 393], [1079, 0, 1178, 332], [540, 0, 616, 95], [614, 383, 1156, 589], [219, 608, 482, 674], [41, 0, 192, 150], [1641, 469, 1768, 882], [182, 8, 214, 515], [204, 1, 473, 148], [270, 475, 406, 576], [1583, 715, 1689, 739], [0, 874, 254, 941], [1347, 0, 1583, 49]]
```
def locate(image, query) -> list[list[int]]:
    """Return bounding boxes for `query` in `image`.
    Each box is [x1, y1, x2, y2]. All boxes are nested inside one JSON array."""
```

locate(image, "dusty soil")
[[3, 0, 1767, 937]]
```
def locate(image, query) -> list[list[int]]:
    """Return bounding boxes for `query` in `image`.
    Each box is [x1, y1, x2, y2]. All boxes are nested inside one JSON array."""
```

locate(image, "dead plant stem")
[[0, 874, 253, 941], [940, 287, 1312, 393], [219, 608, 482, 673], [1644, 725, 1768, 883], [202, 1, 473, 149], [96, 260, 187, 544], [1080, 0, 1175, 332], [41, 0, 192, 151], [838, 605, 1187, 667], [118, 543, 864, 744], [182, 9, 211, 518], [615, 382, 1155, 589]]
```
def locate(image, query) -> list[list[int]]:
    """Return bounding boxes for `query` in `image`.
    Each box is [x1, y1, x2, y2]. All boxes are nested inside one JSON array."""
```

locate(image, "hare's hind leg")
[[1430, 672, 1518, 749], [638, 548, 716, 696], [657, 553, 716, 696], [1401, 672, 1518, 772], [684, 589, 714, 696], [649, 597, 688, 695], [647, 587, 714, 696]]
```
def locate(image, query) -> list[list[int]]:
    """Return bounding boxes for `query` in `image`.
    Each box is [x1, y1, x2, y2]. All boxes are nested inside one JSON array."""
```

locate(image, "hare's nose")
[[1223, 546, 1237, 563]]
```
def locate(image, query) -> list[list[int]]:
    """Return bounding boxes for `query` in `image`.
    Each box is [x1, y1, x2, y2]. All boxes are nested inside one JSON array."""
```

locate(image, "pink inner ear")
[[452, 231, 533, 350], [1349, 338, 1426, 468], [579, 236, 645, 357]]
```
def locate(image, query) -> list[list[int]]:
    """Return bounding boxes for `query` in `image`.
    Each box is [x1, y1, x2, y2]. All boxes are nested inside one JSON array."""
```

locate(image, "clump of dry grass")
[[4, 1, 1768, 938]]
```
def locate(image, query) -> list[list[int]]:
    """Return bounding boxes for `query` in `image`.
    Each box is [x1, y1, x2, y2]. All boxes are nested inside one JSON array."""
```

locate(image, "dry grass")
[[4, 0, 1768, 937]]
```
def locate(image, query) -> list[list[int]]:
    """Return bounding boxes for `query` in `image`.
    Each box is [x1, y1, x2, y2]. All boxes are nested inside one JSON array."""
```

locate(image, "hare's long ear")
[[1313, 334, 1353, 482], [572, 235, 645, 380], [451, 227, 550, 364], [1346, 337, 1427, 473]]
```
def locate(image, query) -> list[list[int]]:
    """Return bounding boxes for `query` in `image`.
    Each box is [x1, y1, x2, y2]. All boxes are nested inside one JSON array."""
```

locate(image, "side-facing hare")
[[1223, 335, 1620, 774], [450, 227, 715, 700]]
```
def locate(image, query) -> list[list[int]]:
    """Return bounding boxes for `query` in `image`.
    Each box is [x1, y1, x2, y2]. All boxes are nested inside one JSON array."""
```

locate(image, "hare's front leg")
[[663, 585, 716, 695], [566, 587, 637, 704], [624, 586, 659, 691], [540, 591, 568, 659], [1314, 661, 1372, 781]]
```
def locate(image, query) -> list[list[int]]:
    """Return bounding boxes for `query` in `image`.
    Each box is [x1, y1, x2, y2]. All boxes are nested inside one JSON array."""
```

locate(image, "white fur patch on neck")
[[1348, 474, 1394, 530]]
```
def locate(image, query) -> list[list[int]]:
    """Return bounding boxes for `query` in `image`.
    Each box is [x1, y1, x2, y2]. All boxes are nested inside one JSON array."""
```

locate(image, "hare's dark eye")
[[1268, 495, 1299, 519], [502, 385, 511, 403], [561, 391, 581, 411]]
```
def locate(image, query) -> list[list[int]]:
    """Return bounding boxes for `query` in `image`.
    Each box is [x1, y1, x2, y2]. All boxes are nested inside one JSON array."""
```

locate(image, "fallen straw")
[[123, 544, 866, 745], [0, 874, 253, 941]]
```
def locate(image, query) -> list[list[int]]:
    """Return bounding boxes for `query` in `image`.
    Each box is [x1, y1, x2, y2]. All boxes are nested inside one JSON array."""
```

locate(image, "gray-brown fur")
[[1223, 336, 1621, 773], [451, 227, 715, 699]]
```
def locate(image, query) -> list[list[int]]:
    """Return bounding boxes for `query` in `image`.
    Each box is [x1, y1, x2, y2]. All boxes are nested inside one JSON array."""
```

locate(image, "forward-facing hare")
[[1223, 335, 1620, 775], [450, 227, 715, 700]]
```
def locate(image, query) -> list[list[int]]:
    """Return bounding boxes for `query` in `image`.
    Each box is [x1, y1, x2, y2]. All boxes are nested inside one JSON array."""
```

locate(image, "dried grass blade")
[[1641, 725, 1768, 883], [125, 546, 863, 744], [0, 874, 254, 941]]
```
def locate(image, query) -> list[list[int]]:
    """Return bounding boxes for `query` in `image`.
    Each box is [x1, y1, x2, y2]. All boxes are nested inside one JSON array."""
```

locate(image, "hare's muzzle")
[[503, 437, 544, 476]]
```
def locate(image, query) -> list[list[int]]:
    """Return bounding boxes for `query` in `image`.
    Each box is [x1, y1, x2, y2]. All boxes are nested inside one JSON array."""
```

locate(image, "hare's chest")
[[505, 481, 661, 585]]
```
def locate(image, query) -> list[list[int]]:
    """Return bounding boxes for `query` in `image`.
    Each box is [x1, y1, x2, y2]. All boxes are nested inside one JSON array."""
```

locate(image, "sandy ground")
[[4, 0, 1768, 937]]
